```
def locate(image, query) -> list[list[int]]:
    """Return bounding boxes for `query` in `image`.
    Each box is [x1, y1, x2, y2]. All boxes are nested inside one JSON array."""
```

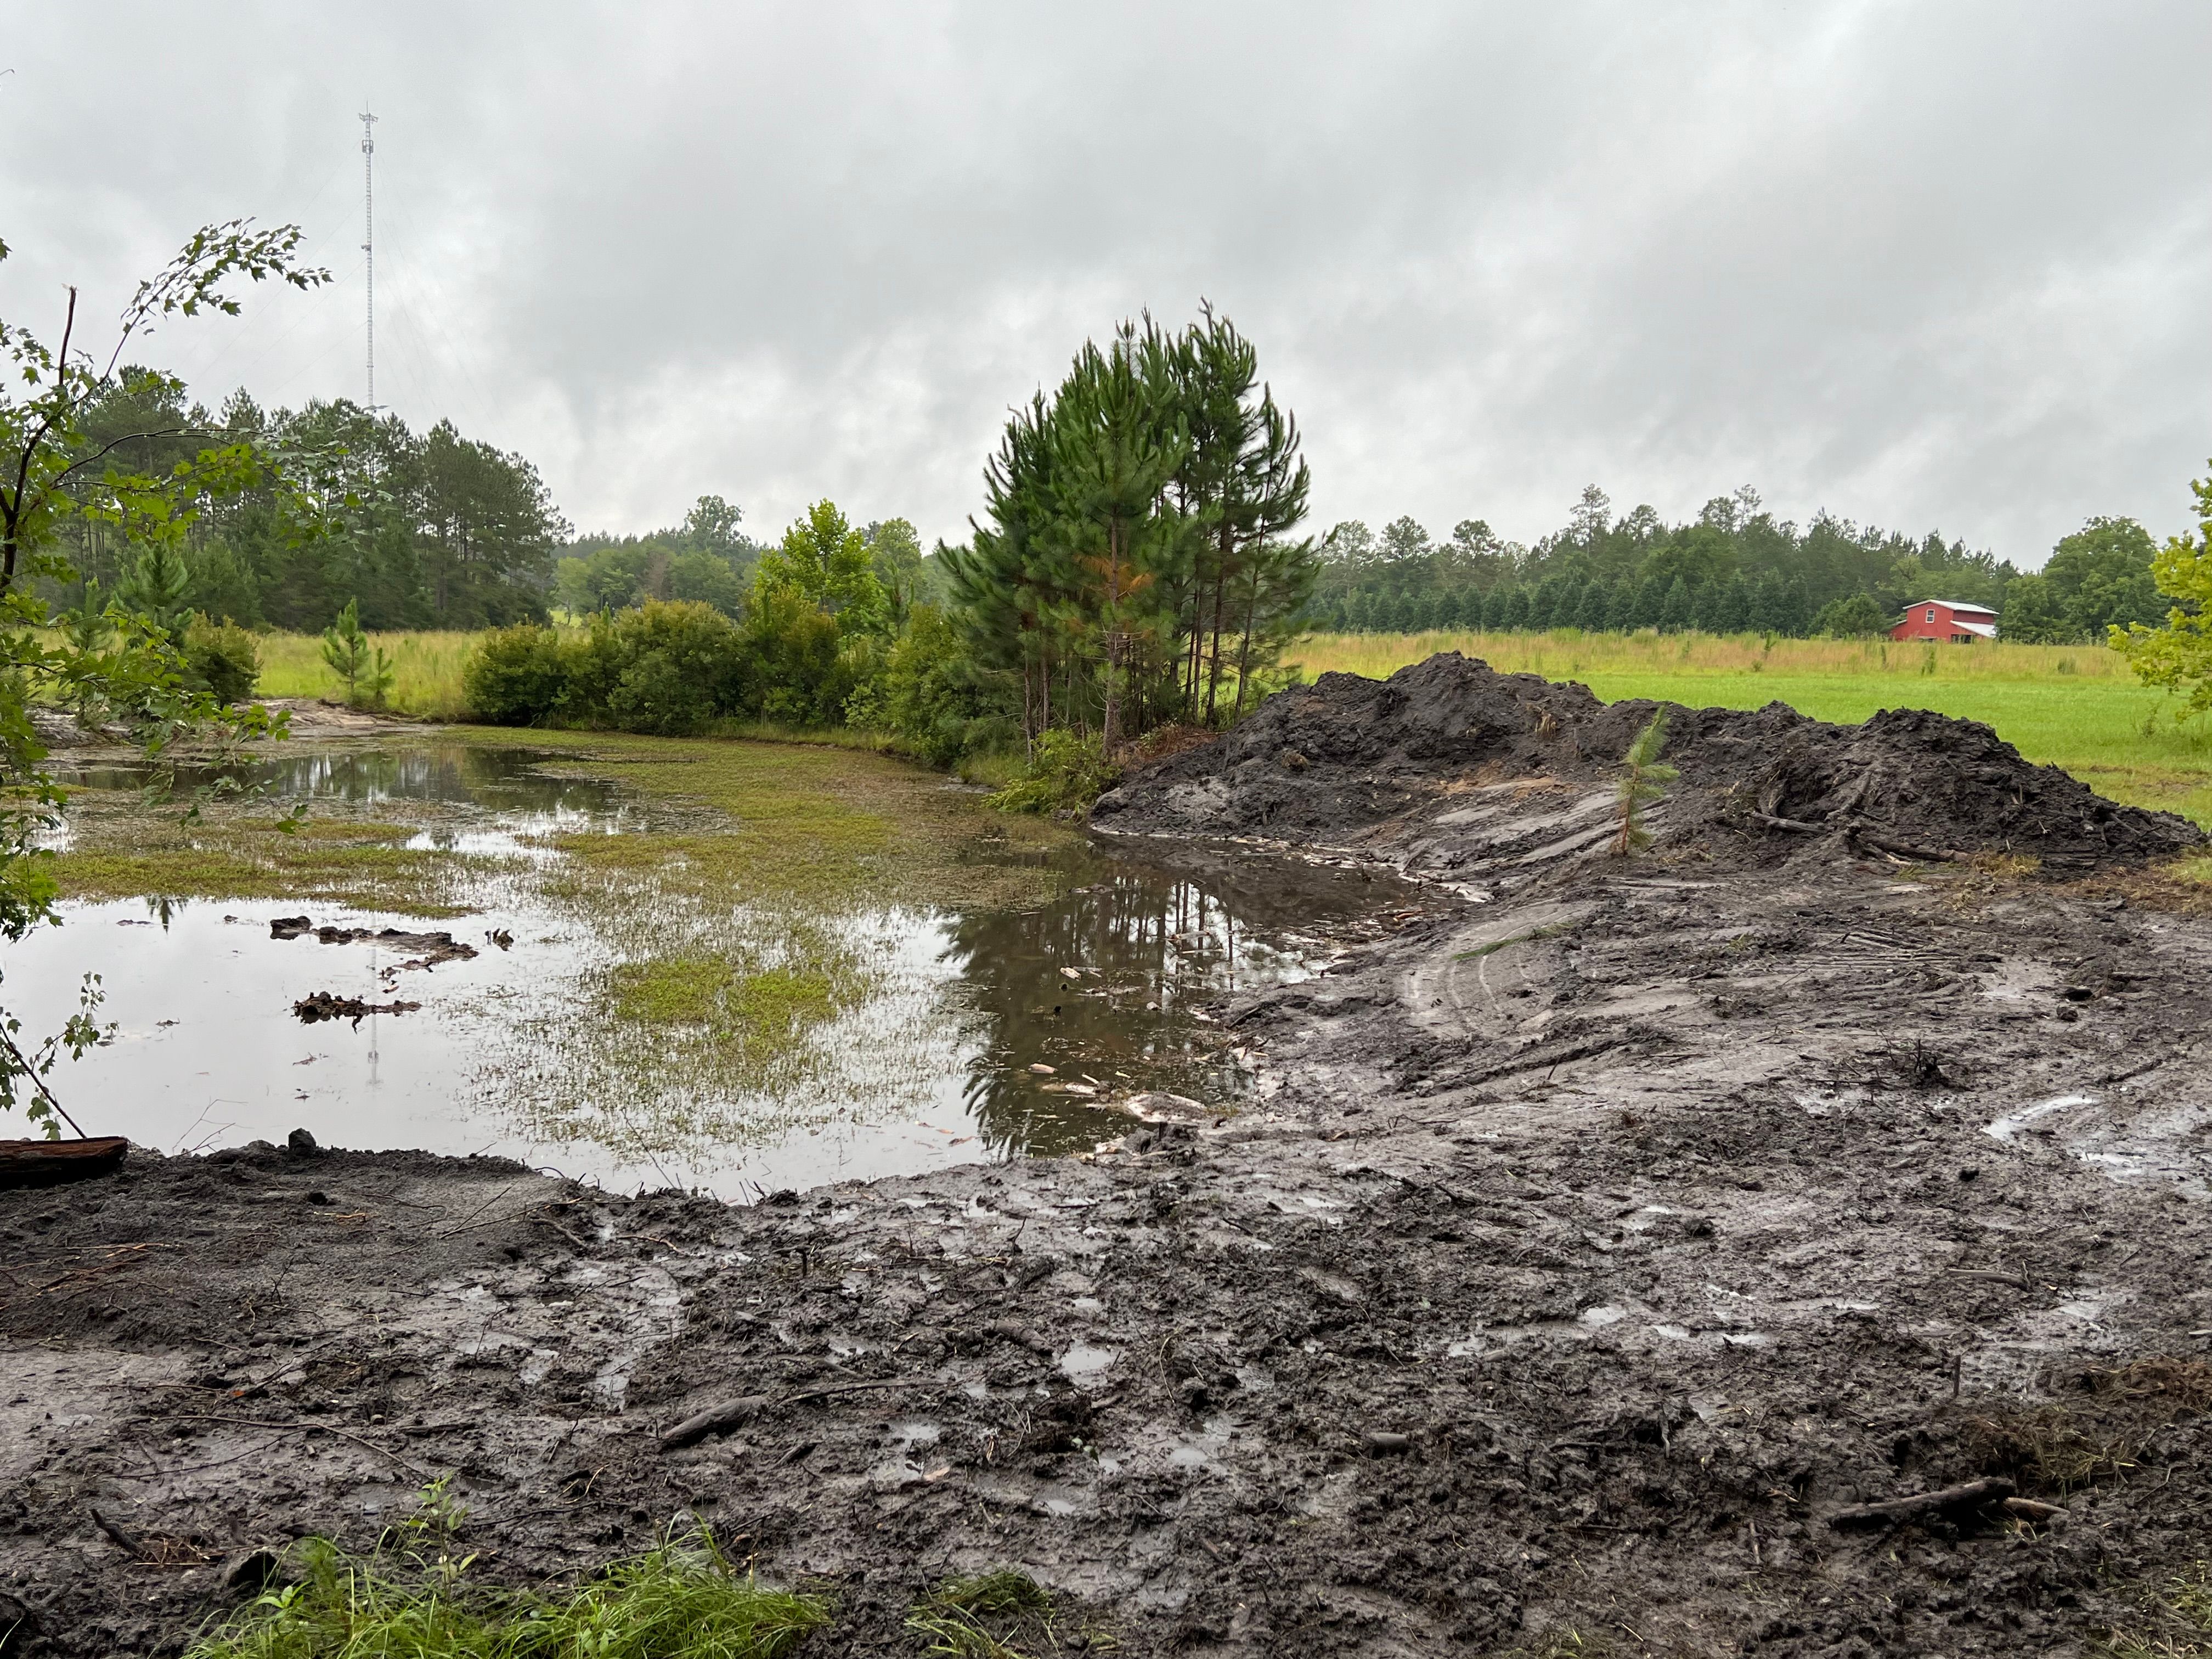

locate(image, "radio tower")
[[359, 108, 379, 409]]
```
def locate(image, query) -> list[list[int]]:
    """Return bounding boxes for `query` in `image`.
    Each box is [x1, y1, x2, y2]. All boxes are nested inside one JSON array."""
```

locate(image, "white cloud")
[[6, 0, 2207, 564]]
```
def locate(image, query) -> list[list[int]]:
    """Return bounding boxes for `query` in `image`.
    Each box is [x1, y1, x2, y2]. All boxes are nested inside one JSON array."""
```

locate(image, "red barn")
[[1892, 599, 1997, 644]]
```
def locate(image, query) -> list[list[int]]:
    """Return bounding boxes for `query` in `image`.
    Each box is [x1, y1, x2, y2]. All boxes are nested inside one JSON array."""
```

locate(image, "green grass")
[[253, 629, 482, 720], [1290, 629, 2212, 827], [48, 825, 476, 917], [2107, 1565, 2212, 1656], [187, 1487, 830, 1659], [906, 1571, 1089, 1659]]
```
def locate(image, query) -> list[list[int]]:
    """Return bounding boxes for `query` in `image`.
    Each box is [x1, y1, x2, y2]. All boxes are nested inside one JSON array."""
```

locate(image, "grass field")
[[1288, 630, 2212, 827], [253, 629, 480, 719]]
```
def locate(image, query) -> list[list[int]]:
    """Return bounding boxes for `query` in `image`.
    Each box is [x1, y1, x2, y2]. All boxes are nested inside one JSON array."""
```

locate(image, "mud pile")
[[1092, 652, 2202, 874]]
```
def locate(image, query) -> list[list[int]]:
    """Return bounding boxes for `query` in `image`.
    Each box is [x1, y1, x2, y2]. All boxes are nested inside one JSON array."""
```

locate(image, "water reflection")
[[57, 747, 637, 822], [943, 850, 1393, 1154], [16, 743, 1415, 1195]]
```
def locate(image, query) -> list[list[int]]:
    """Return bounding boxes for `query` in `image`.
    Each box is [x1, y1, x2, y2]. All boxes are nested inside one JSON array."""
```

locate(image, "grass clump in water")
[[608, 955, 842, 1040], [189, 1481, 830, 1659], [905, 1570, 1105, 1657]]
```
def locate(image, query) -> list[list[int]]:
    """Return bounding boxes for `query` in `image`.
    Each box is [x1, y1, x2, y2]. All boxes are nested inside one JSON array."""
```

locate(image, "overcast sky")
[[7, 2, 2208, 565]]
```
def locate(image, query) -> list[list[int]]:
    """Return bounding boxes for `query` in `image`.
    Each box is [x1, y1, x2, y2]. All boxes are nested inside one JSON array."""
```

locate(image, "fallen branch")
[[1829, 1476, 2014, 1530], [533, 1211, 596, 1252], [1751, 812, 1824, 834], [1846, 827, 1967, 865], [161, 1413, 430, 1480], [89, 1506, 143, 1556], [1942, 1268, 2030, 1290], [783, 1376, 935, 1408], [660, 1395, 771, 1449], [661, 1375, 936, 1449]]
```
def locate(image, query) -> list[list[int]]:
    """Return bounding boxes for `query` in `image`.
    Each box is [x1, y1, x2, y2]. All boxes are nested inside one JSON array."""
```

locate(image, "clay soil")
[[10, 656, 2212, 1657]]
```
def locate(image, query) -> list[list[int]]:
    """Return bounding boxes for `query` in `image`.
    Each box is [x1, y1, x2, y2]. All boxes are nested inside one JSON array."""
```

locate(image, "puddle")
[[54, 746, 636, 819], [1984, 1093, 2096, 1144], [10, 743, 1409, 1198], [1058, 1340, 1117, 1383]]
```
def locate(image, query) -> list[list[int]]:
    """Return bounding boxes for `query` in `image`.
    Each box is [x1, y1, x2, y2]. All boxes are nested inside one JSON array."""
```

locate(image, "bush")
[[986, 729, 1122, 814], [1813, 593, 1892, 638], [860, 602, 1011, 764], [739, 587, 850, 725], [464, 623, 570, 724], [571, 601, 748, 735], [184, 619, 262, 706]]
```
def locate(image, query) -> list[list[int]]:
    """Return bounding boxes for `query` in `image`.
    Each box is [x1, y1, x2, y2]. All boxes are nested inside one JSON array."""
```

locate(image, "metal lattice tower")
[[360, 109, 379, 409]]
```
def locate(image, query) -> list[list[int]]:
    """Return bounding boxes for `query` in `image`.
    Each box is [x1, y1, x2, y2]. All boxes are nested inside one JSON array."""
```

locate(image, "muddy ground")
[[9, 658, 2212, 1656]]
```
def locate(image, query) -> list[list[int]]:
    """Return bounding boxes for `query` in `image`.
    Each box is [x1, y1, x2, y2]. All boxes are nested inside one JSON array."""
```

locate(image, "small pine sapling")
[[362, 645, 396, 711], [320, 599, 370, 705], [1612, 708, 1678, 856]]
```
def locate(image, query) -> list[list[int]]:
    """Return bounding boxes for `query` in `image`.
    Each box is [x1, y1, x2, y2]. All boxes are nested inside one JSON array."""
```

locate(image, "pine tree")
[[1604, 582, 1637, 633], [1702, 573, 1750, 634], [116, 542, 194, 638], [320, 598, 392, 707], [1046, 334, 1187, 750], [1613, 709, 1678, 856], [1573, 580, 1610, 631], [1659, 577, 1695, 632]]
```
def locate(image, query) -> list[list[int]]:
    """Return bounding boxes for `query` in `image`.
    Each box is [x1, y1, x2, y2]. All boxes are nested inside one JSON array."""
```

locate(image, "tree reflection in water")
[[938, 845, 1406, 1156]]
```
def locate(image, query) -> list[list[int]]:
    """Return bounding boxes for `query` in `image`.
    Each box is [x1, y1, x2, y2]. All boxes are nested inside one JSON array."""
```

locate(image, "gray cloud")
[[7, 1, 2207, 563]]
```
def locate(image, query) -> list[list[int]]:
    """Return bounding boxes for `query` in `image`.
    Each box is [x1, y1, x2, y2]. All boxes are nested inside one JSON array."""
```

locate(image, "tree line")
[[36, 380, 566, 633], [1312, 486, 2173, 643]]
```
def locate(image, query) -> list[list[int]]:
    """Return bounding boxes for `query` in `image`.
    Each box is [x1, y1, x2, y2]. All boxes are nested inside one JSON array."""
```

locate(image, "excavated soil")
[[9, 658, 2212, 1658], [1091, 653, 2203, 878]]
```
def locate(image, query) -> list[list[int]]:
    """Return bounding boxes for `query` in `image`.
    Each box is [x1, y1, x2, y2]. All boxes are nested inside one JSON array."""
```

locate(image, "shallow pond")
[[10, 742, 1412, 1196]]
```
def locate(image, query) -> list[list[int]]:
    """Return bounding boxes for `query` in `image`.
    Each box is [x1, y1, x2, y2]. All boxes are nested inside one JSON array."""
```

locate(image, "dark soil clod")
[[291, 991, 424, 1025]]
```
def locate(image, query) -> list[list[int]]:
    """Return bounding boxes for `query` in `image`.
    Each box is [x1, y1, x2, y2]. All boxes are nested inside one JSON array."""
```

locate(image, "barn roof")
[[1904, 598, 1998, 616]]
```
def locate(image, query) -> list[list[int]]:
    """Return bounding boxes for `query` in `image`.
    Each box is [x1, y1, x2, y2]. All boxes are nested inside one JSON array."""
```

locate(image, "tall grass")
[[254, 630, 481, 719], [1289, 627, 2137, 686]]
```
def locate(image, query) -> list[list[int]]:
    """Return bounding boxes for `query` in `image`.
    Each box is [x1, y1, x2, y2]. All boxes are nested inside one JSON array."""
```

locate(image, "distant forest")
[[1311, 487, 2169, 643], [40, 374, 2169, 655], [43, 381, 567, 632]]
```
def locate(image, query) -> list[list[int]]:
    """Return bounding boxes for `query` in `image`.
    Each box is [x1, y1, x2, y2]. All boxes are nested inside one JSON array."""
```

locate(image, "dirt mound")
[[1092, 652, 2202, 875]]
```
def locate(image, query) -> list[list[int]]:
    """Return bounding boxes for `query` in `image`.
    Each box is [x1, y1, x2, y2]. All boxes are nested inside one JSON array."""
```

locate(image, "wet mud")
[[9, 662, 2212, 1656]]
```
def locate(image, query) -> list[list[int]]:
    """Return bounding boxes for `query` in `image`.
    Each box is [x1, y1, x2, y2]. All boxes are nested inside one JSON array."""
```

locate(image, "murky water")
[[9, 744, 1408, 1197]]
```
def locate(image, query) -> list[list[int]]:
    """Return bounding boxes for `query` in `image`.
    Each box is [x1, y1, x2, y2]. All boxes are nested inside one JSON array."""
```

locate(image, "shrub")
[[1812, 592, 1892, 638], [572, 601, 748, 735], [986, 728, 1121, 814], [861, 602, 1009, 764], [463, 623, 571, 725], [184, 619, 262, 706], [739, 586, 849, 725]]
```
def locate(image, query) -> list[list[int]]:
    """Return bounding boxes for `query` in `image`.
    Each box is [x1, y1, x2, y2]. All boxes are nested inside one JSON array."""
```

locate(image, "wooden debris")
[[659, 1393, 771, 1449], [1829, 1477, 2015, 1529]]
